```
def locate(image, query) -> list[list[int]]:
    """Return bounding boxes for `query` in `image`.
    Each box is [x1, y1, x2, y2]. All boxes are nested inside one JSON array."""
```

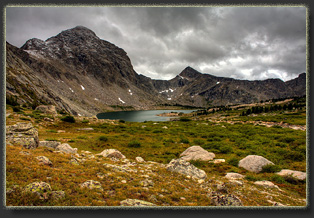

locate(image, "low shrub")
[[13, 106, 21, 112], [261, 164, 281, 173], [270, 174, 286, 184], [180, 138, 190, 144], [245, 175, 258, 181], [61, 115, 75, 123], [82, 119, 89, 123], [128, 140, 141, 148], [179, 117, 191, 122], [119, 119, 126, 123], [228, 157, 239, 167], [98, 136, 108, 142]]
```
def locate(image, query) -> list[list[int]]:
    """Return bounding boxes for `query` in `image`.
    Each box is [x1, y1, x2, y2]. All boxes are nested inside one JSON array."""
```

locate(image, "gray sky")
[[6, 6, 306, 81]]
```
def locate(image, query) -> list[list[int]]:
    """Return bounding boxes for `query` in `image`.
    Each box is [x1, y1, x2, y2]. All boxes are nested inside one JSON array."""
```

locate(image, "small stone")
[[180, 197, 186, 201], [121, 180, 127, 184], [36, 156, 53, 166], [254, 181, 280, 189], [77, 128, 94, 131], [120, 199, 156, 206], [198, 179, 205, 184], [212, 159, 225, 164], [135, 156, 145, 163], [56, 143, 77, 154], [80, 180, 103, 191], [225, 172, 245, 180], [97, 149, 126, 159], [51, 191, 65, 200], [211, 194, 243, 206]]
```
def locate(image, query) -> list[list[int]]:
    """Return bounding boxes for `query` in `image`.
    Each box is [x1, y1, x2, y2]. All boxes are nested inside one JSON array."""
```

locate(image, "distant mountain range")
[[6, 26, 306, 116]]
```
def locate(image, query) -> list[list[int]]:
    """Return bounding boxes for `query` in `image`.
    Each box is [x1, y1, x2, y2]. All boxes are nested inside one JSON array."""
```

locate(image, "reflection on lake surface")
[[96, 110, 195, 122]]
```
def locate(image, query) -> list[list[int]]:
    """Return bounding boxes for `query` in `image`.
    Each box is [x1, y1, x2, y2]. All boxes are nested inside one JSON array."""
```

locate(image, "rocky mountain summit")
[[6, 26, 306, 116]]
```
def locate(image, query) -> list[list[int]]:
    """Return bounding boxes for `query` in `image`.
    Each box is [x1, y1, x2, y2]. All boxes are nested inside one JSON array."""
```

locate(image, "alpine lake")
[[96, 110, 196, 122]]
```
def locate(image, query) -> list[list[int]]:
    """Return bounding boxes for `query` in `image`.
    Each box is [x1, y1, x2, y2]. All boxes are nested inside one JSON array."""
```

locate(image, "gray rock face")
[[276, 169, 306, 181], [238, 155, 274, 173], [39, 140, 61, 149], [35, 105, 57, 116], [120, 199, 156, 206], [56, 143, 77, 154], [166, 158, 207, 180], [6, 25, 306, 117], [179, 146, 215, 161], [6, 123, 39, 149]]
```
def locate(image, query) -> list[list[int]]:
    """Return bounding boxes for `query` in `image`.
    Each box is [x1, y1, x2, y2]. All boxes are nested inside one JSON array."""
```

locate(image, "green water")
[[96, 110, 195, 122]]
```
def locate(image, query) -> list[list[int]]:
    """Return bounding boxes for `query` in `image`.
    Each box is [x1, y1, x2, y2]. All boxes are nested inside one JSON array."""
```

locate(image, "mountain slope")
[[6, 26, 306, 116]]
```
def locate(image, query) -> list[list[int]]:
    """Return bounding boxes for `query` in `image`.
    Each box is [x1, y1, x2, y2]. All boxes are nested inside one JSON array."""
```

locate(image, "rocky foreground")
[[6, 121, 307, 207]]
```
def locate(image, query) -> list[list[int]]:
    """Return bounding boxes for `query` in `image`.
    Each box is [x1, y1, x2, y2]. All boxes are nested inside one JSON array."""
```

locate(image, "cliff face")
[[6, 26, 306, 116]]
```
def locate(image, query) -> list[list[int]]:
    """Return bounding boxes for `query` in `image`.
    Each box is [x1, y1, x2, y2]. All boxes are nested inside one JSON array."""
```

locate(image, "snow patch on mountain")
[[119, 98, 125, 104]]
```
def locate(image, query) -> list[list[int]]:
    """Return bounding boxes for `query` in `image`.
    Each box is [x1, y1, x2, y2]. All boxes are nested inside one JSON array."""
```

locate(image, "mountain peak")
[[179, 66, 202, 78]]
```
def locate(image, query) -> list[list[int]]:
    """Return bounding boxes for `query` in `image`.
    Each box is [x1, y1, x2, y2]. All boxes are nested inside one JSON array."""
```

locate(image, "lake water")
[[96, 110, 196, 122]]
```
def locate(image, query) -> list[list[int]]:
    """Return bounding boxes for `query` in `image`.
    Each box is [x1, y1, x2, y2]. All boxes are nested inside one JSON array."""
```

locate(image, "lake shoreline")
[[96, 109, 196, 122]]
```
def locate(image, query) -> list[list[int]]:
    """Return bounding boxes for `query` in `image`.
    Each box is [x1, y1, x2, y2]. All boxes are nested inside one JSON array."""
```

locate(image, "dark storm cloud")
[[5, 6, 306, 81]]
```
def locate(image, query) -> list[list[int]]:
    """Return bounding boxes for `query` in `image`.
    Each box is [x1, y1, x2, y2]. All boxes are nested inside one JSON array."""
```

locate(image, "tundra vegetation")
[[5, 96, 307, 207]]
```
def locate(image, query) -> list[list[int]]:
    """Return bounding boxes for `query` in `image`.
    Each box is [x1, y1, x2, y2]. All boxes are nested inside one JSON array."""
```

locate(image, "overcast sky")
[[6, 6, 306, 81]]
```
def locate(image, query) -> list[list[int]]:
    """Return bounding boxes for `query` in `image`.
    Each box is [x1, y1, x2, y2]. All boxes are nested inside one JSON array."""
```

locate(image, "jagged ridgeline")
[[6, 26, 306, 116]]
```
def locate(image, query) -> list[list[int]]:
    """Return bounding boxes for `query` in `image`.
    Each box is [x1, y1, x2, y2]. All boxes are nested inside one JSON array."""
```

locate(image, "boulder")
[[238, 155, 274, 173], [36, 156, 53, 166], [225, 172, 245, 180], [211, 194, 243, 206], [120, 199, 156, 206], [56, 143, 78, 154], [135, 156, 145, 163], [51, 191, 65, 200], [179, 145, 215, 161], [39, 141, 61, 149], [6, 122, 39, 149], [80, 180, 103, 191], [254, 181, 280, 189], [24, 181, 52, 198], [35, 105, 57, 116], [276, 169, 306, 181], [166, 158, 207, 180], [97, 149, 126, 159], [77, 128, 94, 131]]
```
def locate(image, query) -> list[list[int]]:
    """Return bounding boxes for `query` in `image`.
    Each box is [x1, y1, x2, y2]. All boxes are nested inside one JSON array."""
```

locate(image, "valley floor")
[[5, 102, 307, 207]]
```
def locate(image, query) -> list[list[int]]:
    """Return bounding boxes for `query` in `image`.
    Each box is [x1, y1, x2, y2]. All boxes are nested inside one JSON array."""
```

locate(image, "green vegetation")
[[5, 97, 307, 206], [61, 115, 76, 123]]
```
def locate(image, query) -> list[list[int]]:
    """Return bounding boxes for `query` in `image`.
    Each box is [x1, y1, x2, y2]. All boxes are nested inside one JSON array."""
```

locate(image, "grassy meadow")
[[5, 97, 307, 207]]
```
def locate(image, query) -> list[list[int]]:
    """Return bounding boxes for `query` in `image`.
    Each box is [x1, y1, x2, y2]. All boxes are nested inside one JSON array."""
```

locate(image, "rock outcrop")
[[97, 149, 126, 159], [55, 143, 78, 154], [6, 26, 306, 116], [276, 169, 306, 181], [166, 158, 207, 179], [35, 105, 57, 116], [211, 194, 243, 206], [238, 155, 274, 173], [6, 123, 39, 149], [120, 199, 156, 206], [80, 180, 103, 191], [179, 146, 215, 161], [39, 141, 61, 149]]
